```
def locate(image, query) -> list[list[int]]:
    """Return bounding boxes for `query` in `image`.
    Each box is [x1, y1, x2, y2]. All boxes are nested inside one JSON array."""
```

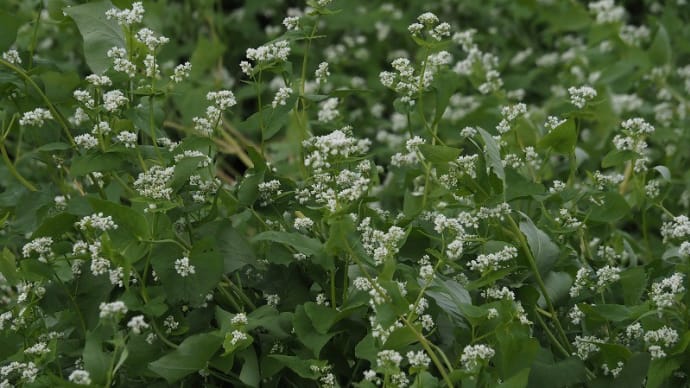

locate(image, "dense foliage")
[[2, 0, 690, 386]]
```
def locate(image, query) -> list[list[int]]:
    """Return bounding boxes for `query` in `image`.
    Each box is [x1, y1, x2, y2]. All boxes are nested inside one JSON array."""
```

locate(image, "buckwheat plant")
[[2, 0, 690, 387]]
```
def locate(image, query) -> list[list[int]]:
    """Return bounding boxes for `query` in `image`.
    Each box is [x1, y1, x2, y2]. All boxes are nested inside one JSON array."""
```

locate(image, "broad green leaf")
[[528, 357, 586, 388], [87, 197, 150, 240], [252, 230, 323, 257], [601, 150, 638, 168], [293, 305, 336, 357], [267, 355, 326, 379], [238, 348, 260, 388], [222, 331, 253, 356], [519, 215, 559, 275], [538, 118, 576, 154], [607, 352, 649, 388], [417, 144, 462, 164], [478, 127, 505, 181], [0, 248, 18, 286], [64, 1, 126, 74], [538, 271, 572, 308], [83, 328, 111, 385], [70, 152, 128, 176], [425, 278, 473, 326], [646, 357, 680, 388], [498, 368, 530, 388], [617, 266, 647, 304], [648, 25, 671, 66], [0, 11, 21, 52], [209, 220, 257, 273], [587, 192, 630, 223], [149, 332, 223, 383]]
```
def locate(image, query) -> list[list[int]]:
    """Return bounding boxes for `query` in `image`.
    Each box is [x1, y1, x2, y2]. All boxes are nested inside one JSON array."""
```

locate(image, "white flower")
[[293, 217, 314, 232], [572, 335, 601, 360], [272, 87, 293, 108], [75, 134, 99, 150], [19, 108, 53, 127], [207, 90, 237, 110], [105, 1, 145, 26], [24, 342, 50, 356], [318, 97, 339, 122], [315, 62, 330, 83], [135, 28, 170, 51], [229, 330, 248, 345], [99, 301, 128, 319], [107, 46, 136, 77], [265, 293, 280, 307], [127, 315, 149, 334], [2, 49, 21, 65], [134, 166, 175, 200], [649, 273, 685, 309], [245, 41, 291, 63], [171, 62, 192, 83], [460, 344, 495, 371], [282, 16, 300, 30], [376, 349, 403, 369], [568, 85, 597, 108], [174, 257, 196, 277], [22, 237, 53, 261], [77, 213, 118, 232], [231, 313, 248, 326], [116, 131, 137, 148], [68, 370, 92, 385], [92, 121, 111, 135], [467, 246, 517, 272], [568, 305, 585, 324], [85, 74, 112, 86], [102, 90, 128, 112]]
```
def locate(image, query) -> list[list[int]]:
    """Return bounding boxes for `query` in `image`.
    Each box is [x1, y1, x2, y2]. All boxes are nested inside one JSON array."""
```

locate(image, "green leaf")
[[425, 278, 472, 326], [252, 231, 323, 257], [0, 10, 22, 52], [587, 192, 630, 223], [238, 348, 260, 388], [648, 25, 671, 66], [608, 353, 649, 388], [528, 357, 586, 388], [83, 328, 111, 385], [601, 150, 638, 168], [149, 332, 223, 383], [538, 118, 576, 154], [646, 357, 679, 388], [200, 220, 257, 273], [267, 355, 326, 379], [538, 271, 572, 308], [417, 144, 462, 164], [87, 197, 150, 240], [237, 150, 267, 206], [222, 331, 253, 356], [581, 304, 632, 322], [0, 248, 18, 286], [519, 215, 559, 275], [70, 152, 127, 176], [64, 1, 126, 74], [478, 127, 505, 181], [498, 368, 530, 388], [505, 169, 545, 201], [293, 305, 336, 357]]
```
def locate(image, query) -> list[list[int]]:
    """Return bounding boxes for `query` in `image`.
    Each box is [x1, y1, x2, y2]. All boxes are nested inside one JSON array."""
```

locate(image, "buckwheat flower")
[[102, 89, 128, 112], [2, 49, 21, 64], [174, 150, 213, 167], [660, 215, 690, 242], [679, 241, 690, 256], [19, 108, 53, 127], [649, 273, 685, 309], [461, 344, 495, 371], [568, 305, 585, 324], [468, 245, 517, 272], [22, 237, 53, 262], [293, 217, 314, 232], [70, 107, 89, 126], [135, 28, 170, 51], [169, 62, 192, 83], [549, 180, 566, 194], [496, 103, 527, 134], [265, 293, 280, 308], [626, 322, 644, 340], [105, 1, 145, 26], [419, 263, 434, 282], [430, 22, 452, 41], [487, 308, 499, 319], [315, 293, 330, 306], [133, 165, 175, 200], [90, 258, 111, 276], [271, 87, 293, 108], [588, 0, 625, 24], [92, 121, 111, 135], [24, 342, 50, 356], [644, 326, 679, 359], [85, 74, 112, 86], [99, 300, 128, 319], [318, 97, 339, 122], [144, 54, 159, 77], [593, 171, 625, 189], [572, 335, 601, 360], [282, 15, 300, 30], [77, 213, 118, 232], [174, 257, 196, 277], [22, 362, 39, 383], [446, 238, 464, 260], [127, 315, 149, 334], [68, 370, 91, 385], [417, 12, 439, 26], [231, 313, 248, 326], [245, 40, 291, 63], [73, 89, 95, 108], [377, 349, 403, 370], [619, 24, 650, 46], [109, 267, 124, 287], [568, 85, 597, 108], [115, 131, 137, 148], [314, 61, 330, 84], [207, 90, 237, 110], [107, 47, 136, 77], [163, 315, 179, 333], [239, 60, 253, 76], [482, 286, 515, 300], [74, 134, 99, 150]]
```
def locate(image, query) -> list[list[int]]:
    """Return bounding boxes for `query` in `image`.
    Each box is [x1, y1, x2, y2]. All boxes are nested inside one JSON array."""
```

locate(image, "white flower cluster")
[[98, 301, 128, 319], [116, 131, 138, 148], [134, 165, 175, 200], [105, 1, 145, 26], [572, 335, 602, 360], [231, 313, 248, 326], [174, 150, 213, 167], [391, 136, 425, 167], [644, 326, 679, 359], [593, 171, 624, 189], [303, 127, 371, 173], [612, 117, 655, 157], [240, 40, 291, 75], [569, 265, 620, 297], [568, 85, 597, 108], [358, 217, 406, 266], [460, 344, 495, 371], [0, 361, 39, 384], [76, 213, 118, 232], [103, 89, 128, 112], [315, 62, 330, 83], [588, 0, 625, 24], [19, 108, 53, 127], [660, 215, 690, 242], [22, 237, 53, 262], [192, 90, 236, 136], [171, 62, 192, 83], [174, 257, 196, 277], [68, 370, 91, 385], [453, 29, 503, 94], [496, 103, 527, 134], [376, 349, 403, 369], [189, 175, 220, 203], [135, 28, 170, 51], [619, 24, 650, 47], [127, 315, 149, 334], [272, 86, 293, 108], [318, 97, 339, 122], [467, 245, 517, 273], [85, 74, 112, 86], [649, 273, 685, 309], [2, 49, 21, 65], [293, 217, 314, 232], [408, 12, 451, 41], [107, 47, 136, 77]]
